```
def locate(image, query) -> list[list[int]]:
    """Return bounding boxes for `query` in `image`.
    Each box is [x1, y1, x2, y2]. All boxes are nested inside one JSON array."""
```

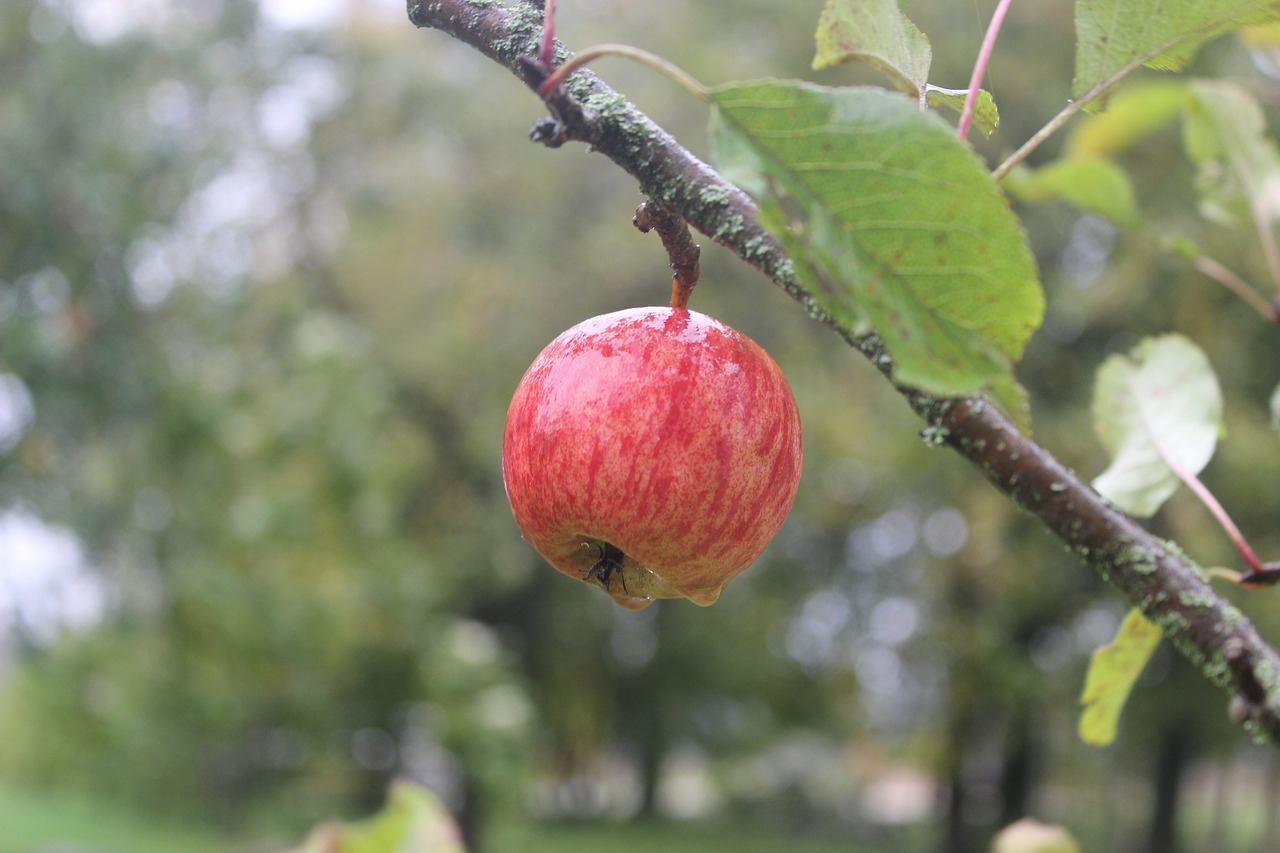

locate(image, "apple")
[[502, 306, 802, 609], [992, 819, 1081, 853]]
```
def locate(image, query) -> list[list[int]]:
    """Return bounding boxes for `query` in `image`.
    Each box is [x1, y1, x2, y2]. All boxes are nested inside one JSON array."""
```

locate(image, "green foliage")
[[0, 0, 533, 829], [924, 86, 1000, 138], [1063, 80, 1185, 159], [1183, 79, 1280, 230], [1005, 158, 1138, 225], [813, 0, 932, 94], [812, 0, 997, 134], [0, 779, 242, 853], [708, 82, 1042, 424], [996, 47, 1280, 304], [1074, 0, 1280, 103], [1005, 79, 1181, 223], [1091, 334, 1222, 517]]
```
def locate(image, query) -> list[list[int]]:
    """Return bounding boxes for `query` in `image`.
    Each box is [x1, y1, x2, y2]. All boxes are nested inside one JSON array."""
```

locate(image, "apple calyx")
[[581, 540, 681, 608], [502, 306, 803, 610]]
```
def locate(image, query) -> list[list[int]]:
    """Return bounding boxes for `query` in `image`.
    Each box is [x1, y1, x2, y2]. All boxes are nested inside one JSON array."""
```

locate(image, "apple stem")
[[634, 200, 701, 309]]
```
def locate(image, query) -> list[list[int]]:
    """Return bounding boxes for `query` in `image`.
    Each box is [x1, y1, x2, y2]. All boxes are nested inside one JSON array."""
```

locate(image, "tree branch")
[[408, 0, 1280, 744]]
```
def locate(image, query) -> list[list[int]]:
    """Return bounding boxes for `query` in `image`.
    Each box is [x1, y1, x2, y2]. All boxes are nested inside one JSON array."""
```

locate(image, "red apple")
[[502, 306, 802, 609]]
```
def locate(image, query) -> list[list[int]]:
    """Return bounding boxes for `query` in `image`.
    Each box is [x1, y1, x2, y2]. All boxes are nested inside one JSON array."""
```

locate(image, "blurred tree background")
[[3, 1, 1280, 851]]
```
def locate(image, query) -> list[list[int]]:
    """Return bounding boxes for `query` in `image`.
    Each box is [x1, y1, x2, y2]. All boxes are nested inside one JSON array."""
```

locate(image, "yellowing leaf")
[[1079, 607, 1164, 746], [1240, 21, 1280, 45]]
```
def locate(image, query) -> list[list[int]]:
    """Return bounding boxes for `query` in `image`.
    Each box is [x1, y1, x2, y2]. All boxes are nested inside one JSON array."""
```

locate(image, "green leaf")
[[287, 781, 467, 853], [811, 2, 1001, 136], [1004, 158, 1139, 224], [813, 0, 932, 97], [1091, 334, 1223, 517], [708, 82, 1043, 422], [1183, 79, 1280, 229], [925, 85, 1001, 138], [1074, 0, 1280, 105], [1064, 79, 1186, 159], [1079, 607, 1164, 746]]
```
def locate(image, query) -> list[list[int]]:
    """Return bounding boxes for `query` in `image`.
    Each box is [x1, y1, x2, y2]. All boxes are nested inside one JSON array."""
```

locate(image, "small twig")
[[536, 43, 709, 102], [1191, 254, 1280, 324], [634, 200, 701, 309], [957, 0, 1013, 142], [992, 53, 1154, 181]]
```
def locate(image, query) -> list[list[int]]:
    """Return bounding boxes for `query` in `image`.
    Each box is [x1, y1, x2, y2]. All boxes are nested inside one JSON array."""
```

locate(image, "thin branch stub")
[[635, 200, 701, 309]]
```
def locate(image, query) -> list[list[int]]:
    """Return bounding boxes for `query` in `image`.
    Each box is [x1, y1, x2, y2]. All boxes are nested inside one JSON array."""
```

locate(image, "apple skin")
[[992, 819, 1081, 853], [502, 306, 802, 609]]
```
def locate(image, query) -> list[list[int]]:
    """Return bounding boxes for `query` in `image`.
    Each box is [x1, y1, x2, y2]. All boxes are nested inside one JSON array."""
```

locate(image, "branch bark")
[[408, 0, 1280, 744]]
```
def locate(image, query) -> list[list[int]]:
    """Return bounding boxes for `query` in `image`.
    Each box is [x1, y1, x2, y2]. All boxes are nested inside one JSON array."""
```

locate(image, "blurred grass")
[[0, 782, 263, 853], [491, 817, 917, 853], [0, 781, 919, 853]]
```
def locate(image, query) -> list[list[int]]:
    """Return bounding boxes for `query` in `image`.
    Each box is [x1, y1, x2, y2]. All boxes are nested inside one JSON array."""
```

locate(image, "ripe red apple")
[[502, 306, 802, 609]]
